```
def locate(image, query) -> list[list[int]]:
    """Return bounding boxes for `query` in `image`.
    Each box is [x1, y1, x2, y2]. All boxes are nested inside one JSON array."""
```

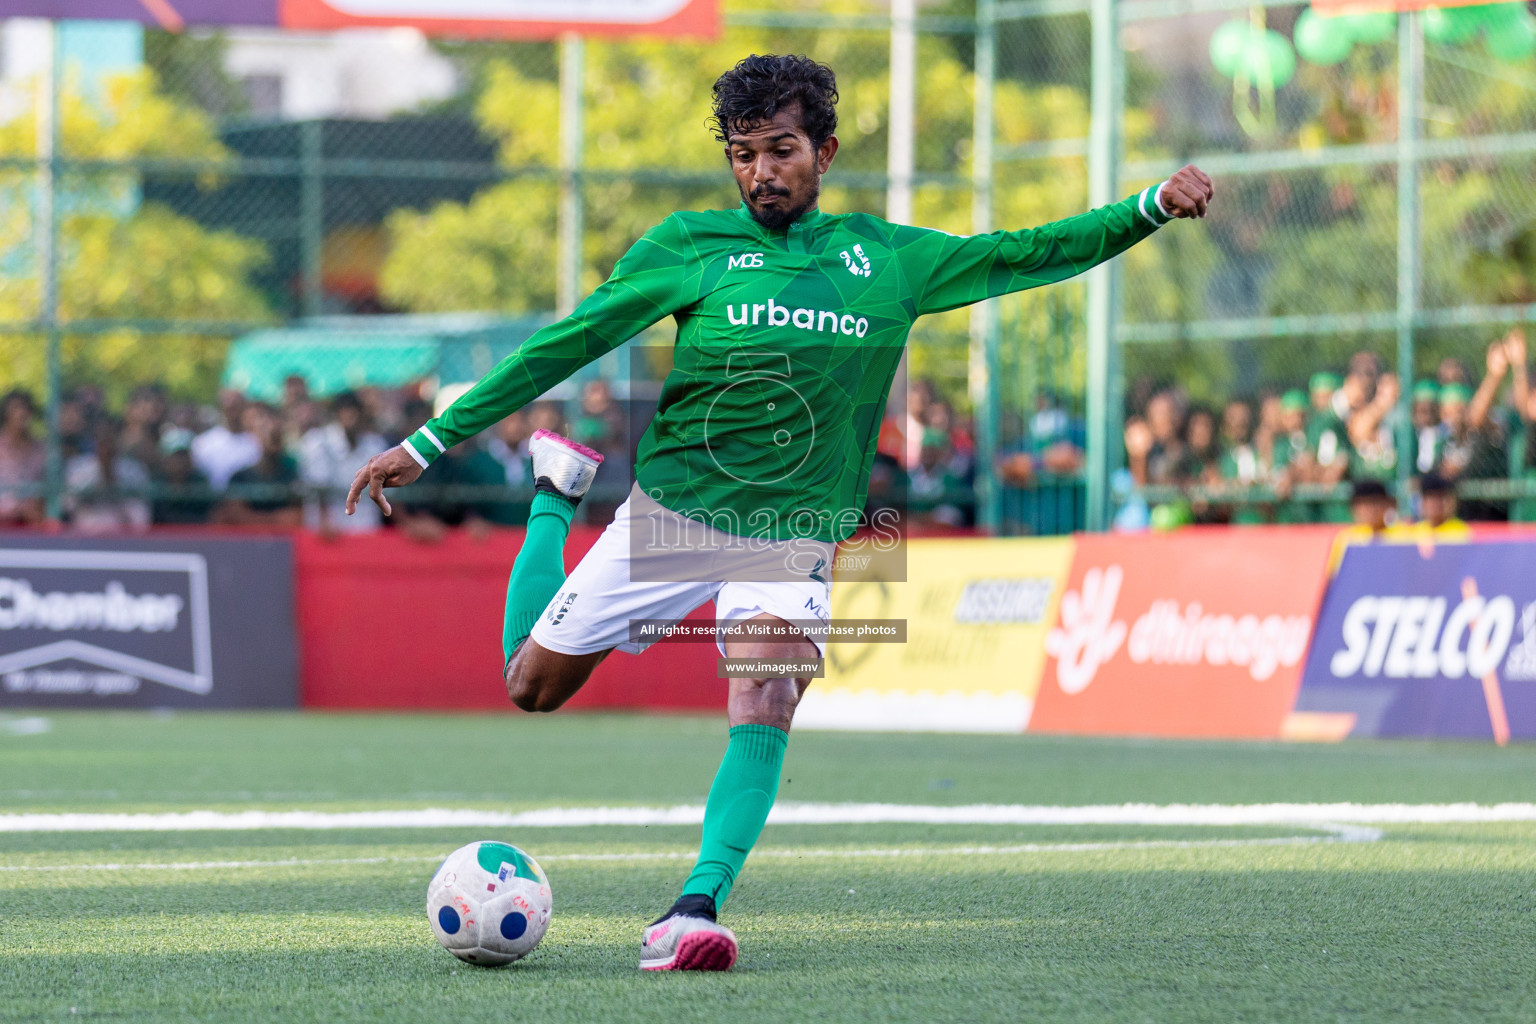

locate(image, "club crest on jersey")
[[840, 244, 872, 278]]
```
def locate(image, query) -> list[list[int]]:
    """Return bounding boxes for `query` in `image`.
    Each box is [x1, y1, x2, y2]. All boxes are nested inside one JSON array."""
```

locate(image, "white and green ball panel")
[[473, 841, 547, 885], [427, 841, 553, 966]]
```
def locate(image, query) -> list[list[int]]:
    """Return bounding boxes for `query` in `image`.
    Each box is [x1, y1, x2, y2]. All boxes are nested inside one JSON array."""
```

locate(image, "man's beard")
[[741, 177, 820, 231]]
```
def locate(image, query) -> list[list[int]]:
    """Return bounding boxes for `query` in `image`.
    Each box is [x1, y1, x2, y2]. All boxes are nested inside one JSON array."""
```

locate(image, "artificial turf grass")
[[4, 713, 1536, 1022], [3, 826, 1535, 1024], [6, 711, 1536, 809]]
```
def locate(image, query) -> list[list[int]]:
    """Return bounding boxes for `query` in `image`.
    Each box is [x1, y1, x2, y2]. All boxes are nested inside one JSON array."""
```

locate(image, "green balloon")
[[1149, 502, 1193, 531], [1294, 8, 1355, 65], [1422, 5, 1481, 43], [1343, 10, 1397, 44], [1479, 2, 1528, 31], [1240, 28, 1298, 88], [1264, 29, 1300, 84], [1210, 19, 1253, 76], [1450, 4, 1494, 27], [1487, 10, 1536, 59], [1447, 5, 1493, 29]]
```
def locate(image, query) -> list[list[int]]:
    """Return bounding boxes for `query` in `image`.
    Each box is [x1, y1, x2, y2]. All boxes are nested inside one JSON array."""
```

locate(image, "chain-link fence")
[[1113, 0, 1536, 530], [2, 0, 1533, 536]]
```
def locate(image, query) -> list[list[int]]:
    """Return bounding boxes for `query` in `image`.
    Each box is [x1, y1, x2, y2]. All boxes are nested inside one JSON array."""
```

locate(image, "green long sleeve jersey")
[[404, 186, 1174, 542]]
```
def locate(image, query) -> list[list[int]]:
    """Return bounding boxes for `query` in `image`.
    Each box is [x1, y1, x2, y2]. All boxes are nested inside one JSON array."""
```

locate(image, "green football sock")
[[680, 723, 789, 908], [502, 491, 577, 661]]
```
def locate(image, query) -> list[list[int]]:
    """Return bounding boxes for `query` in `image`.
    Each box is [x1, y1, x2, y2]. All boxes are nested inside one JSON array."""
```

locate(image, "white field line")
[[0, 828, 1381, 875], [0, 802, 1534, 834], [0, 855, 446, 873]]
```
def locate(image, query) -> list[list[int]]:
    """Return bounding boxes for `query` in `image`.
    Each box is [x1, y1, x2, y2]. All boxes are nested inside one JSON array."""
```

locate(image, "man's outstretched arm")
[[904, 164, 1214, 316], [347, 217, 696, 515]]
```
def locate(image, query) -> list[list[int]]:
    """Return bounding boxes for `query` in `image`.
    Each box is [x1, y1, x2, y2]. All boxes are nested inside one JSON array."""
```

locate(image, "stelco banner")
[[1029, 529, 1336, 738], [0, 535, 297, 708], [1295, 540, 1536, 742], [799, 537, 1074, 733]]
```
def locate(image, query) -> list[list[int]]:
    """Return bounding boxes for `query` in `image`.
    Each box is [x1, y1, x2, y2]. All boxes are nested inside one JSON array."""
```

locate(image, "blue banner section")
[[1297, 540, 1536, 740]]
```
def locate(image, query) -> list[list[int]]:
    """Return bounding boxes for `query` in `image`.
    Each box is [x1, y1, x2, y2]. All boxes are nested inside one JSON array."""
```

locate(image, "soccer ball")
[[426, 840, 553, 966]]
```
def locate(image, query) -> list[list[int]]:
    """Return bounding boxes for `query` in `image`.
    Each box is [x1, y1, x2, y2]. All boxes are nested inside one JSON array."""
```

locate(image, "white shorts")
[[529, 491, 833, 658]]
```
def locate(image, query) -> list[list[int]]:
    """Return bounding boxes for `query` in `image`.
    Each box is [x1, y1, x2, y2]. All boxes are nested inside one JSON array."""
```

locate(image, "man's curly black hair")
[[709, 54, 839, 148]]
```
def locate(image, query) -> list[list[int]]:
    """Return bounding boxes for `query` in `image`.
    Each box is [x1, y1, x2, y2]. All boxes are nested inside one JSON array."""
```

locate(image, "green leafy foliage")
[[0, 68, 271, 404], [381, 14, 1120, 412]]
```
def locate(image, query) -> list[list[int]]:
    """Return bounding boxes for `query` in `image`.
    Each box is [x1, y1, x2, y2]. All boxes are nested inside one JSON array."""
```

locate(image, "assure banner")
[[798, 537, 1074, 733], [1029, 528, 1336, 738], [0, 534, 297, 708], [1296, 540, 1536, 741]]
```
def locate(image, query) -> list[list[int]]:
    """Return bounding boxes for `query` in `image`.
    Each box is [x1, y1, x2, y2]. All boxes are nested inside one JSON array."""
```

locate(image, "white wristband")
[[1154, 180, 1173, 219], [400, 440, 429, 468], [1135, 184, 1167, 227], [419, 426, 447, 454]]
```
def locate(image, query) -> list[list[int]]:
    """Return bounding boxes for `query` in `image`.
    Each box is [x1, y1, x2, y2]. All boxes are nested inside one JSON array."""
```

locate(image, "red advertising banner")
[[1029, 527, 1337, 739], [294, 528, 720, 711]]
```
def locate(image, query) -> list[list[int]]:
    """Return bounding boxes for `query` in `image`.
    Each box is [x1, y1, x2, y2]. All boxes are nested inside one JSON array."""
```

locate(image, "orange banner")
[[1029, 528, 1336, 739]]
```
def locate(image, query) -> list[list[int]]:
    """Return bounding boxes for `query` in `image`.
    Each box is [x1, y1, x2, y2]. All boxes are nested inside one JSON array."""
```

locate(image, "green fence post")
[[558, 34, 585, 317], [38, 21, 63, 522], [887, 0, 916, 226], [300, 119, 324, 319], [1395, 12, 1421, 514], [1085, 0, 1122, 532], [969, 0, 1001, 534]]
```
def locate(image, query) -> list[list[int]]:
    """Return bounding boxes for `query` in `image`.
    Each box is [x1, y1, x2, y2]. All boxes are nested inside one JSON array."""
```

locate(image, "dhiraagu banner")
[[795, 537, 1074, 733]]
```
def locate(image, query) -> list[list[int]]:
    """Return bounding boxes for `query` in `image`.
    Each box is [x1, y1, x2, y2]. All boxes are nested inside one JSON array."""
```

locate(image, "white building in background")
[[0, 19, 458, 122], [219, 27, 459, 120]]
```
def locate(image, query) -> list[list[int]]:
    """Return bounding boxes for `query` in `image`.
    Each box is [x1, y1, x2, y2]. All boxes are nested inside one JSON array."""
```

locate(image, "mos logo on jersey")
[[728, 252, 764, 270]]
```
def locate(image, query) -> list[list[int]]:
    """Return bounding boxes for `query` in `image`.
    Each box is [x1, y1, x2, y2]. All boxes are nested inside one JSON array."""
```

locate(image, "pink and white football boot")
[[527, 428, 603, 502], [639, 913, 739, 971]]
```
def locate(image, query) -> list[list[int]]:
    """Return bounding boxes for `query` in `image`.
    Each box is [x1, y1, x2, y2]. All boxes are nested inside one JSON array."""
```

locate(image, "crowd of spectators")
[[1119, 330, 1536, 524], [869, 378, 979, 528], [0, 375, 633, 537], [8, 334, 1525, 537], [0, 370, 987, 535]]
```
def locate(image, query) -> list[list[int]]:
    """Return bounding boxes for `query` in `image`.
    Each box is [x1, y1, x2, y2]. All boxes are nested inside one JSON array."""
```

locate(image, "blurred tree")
[[381, 4, 1132, 421], [144, 30, 251, 119], [0, 68, 271, 405], [421, 39, 559, 119], [382, 0, 1536, 430], [1120, 23, 1536, 405]]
